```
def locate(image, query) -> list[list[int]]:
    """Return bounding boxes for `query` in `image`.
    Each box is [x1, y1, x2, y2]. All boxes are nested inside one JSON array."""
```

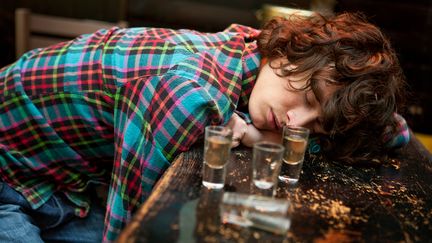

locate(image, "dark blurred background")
[[1, 0, 431, 143]]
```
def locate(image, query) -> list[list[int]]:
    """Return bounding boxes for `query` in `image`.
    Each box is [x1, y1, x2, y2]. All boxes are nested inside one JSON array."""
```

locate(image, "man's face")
[[248, 58, 340, 134]]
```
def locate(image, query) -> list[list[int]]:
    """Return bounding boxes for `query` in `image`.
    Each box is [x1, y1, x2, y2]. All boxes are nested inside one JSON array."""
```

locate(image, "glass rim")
[[253, 141, 285, 152], [205, 125, 233, 135], [283, 125, 310, 133]]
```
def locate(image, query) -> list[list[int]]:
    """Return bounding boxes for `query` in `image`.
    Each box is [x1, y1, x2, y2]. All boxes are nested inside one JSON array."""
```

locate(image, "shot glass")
[[202, 126, 233, 189], [220, 192, 292, 235], [278, 125, 310, 184], [251, 142, 285, 197]]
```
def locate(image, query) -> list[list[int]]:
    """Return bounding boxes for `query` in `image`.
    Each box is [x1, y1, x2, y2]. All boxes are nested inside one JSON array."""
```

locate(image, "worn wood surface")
[[118, 134, 432, 243]]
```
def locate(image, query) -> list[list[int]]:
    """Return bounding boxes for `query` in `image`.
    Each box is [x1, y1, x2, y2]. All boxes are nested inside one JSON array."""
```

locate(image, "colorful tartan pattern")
[[0, 25, 261, 241]]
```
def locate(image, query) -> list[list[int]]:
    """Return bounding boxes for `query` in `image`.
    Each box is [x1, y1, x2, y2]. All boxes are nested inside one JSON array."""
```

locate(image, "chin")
[[249, 108, 266, 129], [251, 118, 265, 130]]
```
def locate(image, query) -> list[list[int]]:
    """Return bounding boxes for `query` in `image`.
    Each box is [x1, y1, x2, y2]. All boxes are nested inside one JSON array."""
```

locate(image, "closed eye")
[[304, 90, 317, 107], [304, 91, 312, 107]]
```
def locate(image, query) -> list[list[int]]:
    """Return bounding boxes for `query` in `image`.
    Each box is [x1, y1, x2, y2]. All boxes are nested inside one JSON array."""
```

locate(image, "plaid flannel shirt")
[[0, 24, 261, 242]]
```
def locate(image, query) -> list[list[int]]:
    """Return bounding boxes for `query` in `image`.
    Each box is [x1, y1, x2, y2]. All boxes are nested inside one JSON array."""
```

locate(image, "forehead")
[[270, 57, 341, 103]]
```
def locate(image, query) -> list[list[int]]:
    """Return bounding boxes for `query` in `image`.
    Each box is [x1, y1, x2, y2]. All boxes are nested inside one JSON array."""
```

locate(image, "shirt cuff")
[[383, 113, 410, 148], [234, 110, 252, 124]]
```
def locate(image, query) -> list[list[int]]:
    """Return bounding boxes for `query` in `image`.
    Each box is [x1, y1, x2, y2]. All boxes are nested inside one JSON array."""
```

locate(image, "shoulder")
[[223, 24, 260, 39]]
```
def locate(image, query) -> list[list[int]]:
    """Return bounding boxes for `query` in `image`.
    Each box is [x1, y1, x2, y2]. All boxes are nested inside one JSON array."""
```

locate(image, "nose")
[[286, 108, 318, 128]]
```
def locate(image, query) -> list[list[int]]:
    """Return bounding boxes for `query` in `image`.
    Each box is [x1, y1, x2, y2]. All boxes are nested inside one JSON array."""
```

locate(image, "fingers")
[[231, 137, 240, 148], [231, 126, 247, 148], [226, 112, 248, 147]]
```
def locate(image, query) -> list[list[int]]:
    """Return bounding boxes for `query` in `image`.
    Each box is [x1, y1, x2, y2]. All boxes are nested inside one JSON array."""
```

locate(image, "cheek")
[[248, 99, 263, 127], [277, 90, 304, 116]]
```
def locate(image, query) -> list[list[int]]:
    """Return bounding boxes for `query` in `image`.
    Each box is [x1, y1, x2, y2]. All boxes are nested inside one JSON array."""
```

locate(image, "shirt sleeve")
[[102, 26, 250, 241], [103, 68, 237, 241], [234, 110, 252, 124], [383, 113, 410, 148]]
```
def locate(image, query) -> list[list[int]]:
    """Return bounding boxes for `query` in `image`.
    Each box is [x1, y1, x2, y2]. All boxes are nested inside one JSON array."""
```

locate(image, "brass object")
[[256, 4, 313, 24]]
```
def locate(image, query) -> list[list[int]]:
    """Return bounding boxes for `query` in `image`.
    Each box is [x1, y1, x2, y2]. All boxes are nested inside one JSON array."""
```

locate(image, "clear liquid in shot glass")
[[279, 135, 307, 183], [203, 135, 231, 189]]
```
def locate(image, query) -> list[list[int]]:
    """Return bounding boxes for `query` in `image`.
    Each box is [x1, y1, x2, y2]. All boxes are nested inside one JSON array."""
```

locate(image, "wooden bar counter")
[[118, 133, 432, 242]]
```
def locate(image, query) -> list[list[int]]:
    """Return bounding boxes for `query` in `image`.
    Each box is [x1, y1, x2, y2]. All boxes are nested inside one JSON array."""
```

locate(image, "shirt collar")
[[239, 41, 261, 108]]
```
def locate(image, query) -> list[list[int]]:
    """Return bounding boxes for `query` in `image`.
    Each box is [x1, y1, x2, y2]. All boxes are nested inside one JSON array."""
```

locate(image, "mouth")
[[268, 109, 281, 131]]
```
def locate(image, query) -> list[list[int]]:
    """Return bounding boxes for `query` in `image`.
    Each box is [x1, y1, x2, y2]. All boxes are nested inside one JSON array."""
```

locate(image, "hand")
[[242, 125, 282, 147], [241, 124, 262, 147], [225, 113, 248, 148]]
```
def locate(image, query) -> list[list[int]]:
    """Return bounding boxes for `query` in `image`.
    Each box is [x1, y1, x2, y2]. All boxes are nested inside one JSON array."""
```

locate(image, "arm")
[[242, 124, 282, 147], [225, 112, 282, 147]]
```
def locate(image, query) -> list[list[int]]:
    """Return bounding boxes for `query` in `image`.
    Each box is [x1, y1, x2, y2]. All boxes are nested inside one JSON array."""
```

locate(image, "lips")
[[273, 112, 282, 130], [267, 109, 281, 130], [266, 109, 275, 130]]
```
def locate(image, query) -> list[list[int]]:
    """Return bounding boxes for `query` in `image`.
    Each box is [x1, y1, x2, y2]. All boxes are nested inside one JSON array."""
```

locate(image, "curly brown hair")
[[257, 12, 407, 164]]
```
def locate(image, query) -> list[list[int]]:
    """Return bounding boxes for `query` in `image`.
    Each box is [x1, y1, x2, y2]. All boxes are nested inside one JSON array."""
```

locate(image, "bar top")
[[118, 133, 432, 242]]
